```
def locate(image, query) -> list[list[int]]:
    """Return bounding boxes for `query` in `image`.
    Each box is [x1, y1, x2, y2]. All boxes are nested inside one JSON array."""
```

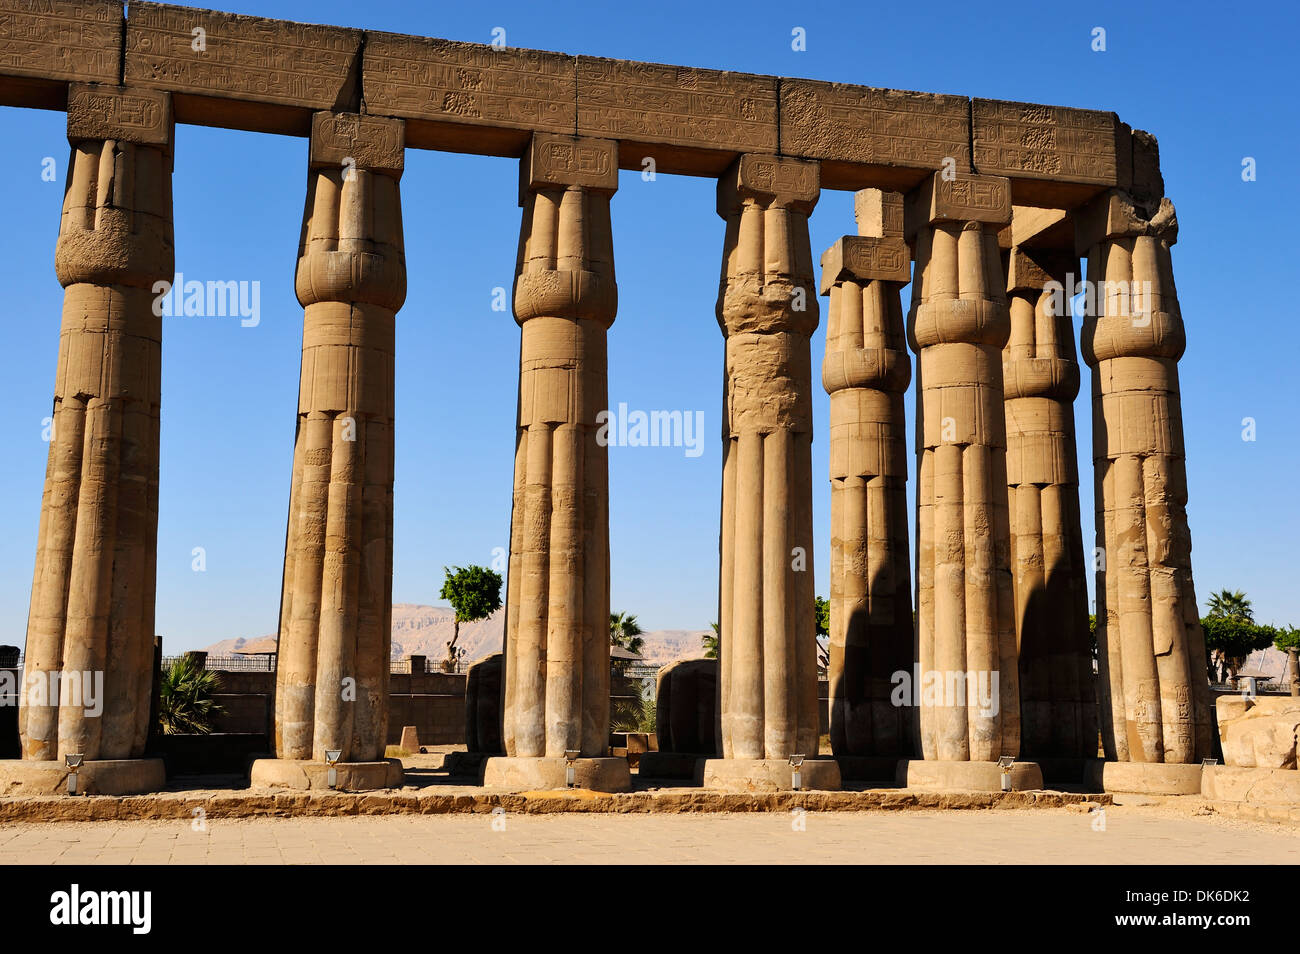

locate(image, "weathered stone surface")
[[249, 758, 404, 791], [1083, 759, 1203, 795], [66, 84, 172, 147], [482, 756, 632, 793], [780, 79, 969, 191], [897, 759, 1044, 792], [0, 0, 121, 108], [464, 653, 503, 754], [905, 171, 1012, 239], [701, 757, 842, 793], [398, 725, 420, 753], [577, 57, 777, 174], [1202, 765, 1300, 805], [309, 111, 404, 174], [1216, 696, 1300, 769], [364, 32, 574, 154], [125, 2, 361, 133], [520, 133, 618, 199], [0, 758, 164, 796], [972, 98, 1129, 205]]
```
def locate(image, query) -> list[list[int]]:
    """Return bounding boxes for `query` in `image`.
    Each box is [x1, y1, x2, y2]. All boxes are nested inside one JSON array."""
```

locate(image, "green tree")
[[1275, 626, 1300, 653], [609, 611, 644, 656], [1207, 589, 1254, 623], [703, 622, 719, 659], [1201, 615, 1276, 682], [815, 595, 830, 673], [439, 564, 503, 670], [158, 657, 224, 735]]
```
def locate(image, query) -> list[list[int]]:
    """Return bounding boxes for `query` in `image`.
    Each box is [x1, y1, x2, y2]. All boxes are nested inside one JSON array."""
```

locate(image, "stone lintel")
[[819, 236, 911, 295], [67, 84, 172, 147], [854, 188, 904, 238], [904, 172, 1012, 241], [309, 111, 405, 175], [0, 0, 122, 109], [124, 2, 362, 135], [718, 153, 819, 217], [1073, 190, 1178, 257], [1005, 245, 1075, 294], [519, 133, 619, 204]]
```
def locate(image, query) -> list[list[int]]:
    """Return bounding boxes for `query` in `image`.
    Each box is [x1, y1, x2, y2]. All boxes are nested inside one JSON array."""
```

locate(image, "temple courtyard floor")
[[1, 797, 1296, 864]]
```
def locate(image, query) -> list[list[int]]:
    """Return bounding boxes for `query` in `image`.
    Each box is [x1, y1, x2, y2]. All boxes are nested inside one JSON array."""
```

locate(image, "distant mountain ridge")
[[204, 604, 710, 667]]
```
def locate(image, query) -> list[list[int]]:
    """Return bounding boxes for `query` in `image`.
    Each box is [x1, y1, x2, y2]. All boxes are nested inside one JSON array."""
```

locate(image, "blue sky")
[[1, 0, 1296, 653]]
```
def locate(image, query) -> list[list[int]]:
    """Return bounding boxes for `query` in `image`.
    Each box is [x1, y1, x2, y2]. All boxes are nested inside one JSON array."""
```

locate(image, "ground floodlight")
[[1202, 758, 1219, 767], [65, 754, 84, 796], [564, 749, 580, 788], [324, 749, 342, 790], [789, 754, 805, 791], [997, 755, 1014, 792]]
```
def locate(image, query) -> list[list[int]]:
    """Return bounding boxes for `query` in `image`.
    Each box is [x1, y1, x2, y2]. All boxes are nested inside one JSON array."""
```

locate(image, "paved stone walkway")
[[1, 802, 1296, 864]]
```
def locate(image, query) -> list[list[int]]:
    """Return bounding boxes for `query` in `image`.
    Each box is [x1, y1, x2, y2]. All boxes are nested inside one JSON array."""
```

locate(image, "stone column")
[[705, 154, 839, 793], [487, 134, 630, 793], [252, 113, 407, 792], [901, 172, 1038, 791], [820, 190, 914, 772], [1077, 190, 1213, 769], [1003, 242, 1098, 764], [4, 86, 173, 797]]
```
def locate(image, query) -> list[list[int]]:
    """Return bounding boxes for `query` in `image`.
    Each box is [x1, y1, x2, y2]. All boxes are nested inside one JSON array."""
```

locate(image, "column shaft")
[[905, 173, 1019, 762], [820, 190, 914, 758], [21, 86, 173, 763], [716, 155, 821, 760], [275, 113, 405, 763], [1077, 191, 1212, 763], [502, 135, 618, 759]]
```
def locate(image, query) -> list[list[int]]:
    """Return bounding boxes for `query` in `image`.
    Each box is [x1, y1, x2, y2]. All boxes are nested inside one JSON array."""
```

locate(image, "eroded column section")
[[709, 154, 835, 791], [1003, 242, 1097, 760], [499, 134, 619, 776], [906, 172, 1020, 764], [20, 86, 172, 773], [273, 113, 405, 770], [1076, 191, 1212, 764], [820, 190, 914, 761]]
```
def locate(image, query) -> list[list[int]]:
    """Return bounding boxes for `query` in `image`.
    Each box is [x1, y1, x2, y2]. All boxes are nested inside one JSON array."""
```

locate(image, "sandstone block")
[[1082, 759, 1203, 795], [125, 2, 361, 133], [701, 757, 841, 793], [363, 32, 574, 153], [1216, 696, 1300, 769], [0, 0, 121, 108], [66, 84, 172, 147], [249, 758, 404, 791], [309, 112, 404, 174], [482, 756, 632, 793], [897, 760, 1044, 792], [855, 188, 904, 238], [780, 79, 969, 191], [905, 172, 1012, 239], [521, 133, 618, 198], [818, 236, 911, 294], [0, 758, 165, 796], [577, 57, 777, 173]]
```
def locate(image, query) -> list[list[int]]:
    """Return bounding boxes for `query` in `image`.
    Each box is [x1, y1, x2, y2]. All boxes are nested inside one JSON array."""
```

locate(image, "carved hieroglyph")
[[20, 86, 174, 762], [502, 134, 618, 759], [906, 172, 1020, 762], [275, 112, 406, 763], [1002, 244, 1098, 758], [716, 154, 821, 760], [1077, 190, 1212, 763], [821, 190, 914, 758]]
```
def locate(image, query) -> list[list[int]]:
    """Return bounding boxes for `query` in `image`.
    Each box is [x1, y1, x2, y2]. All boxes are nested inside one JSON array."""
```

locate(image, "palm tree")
[[1207, 589, 1254, 623], [609, 611, 644, 656], [702, 622, 719, 659], [158, 657, 224, 735]]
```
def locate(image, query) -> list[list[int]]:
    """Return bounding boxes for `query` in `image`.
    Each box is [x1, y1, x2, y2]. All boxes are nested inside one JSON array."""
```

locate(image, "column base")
[[1083, 759, 1202, 795], [482, 756, 632, 792], [1202, 765, 1300, 805], [0, 758, 165, 796], [896, 759, 1043, 792], [834, 755, 902, 782], [636, 752, 706, 781], [249, 758, 404, 791], [701, 758, 842, 792], [441, 751, 498, 779]]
